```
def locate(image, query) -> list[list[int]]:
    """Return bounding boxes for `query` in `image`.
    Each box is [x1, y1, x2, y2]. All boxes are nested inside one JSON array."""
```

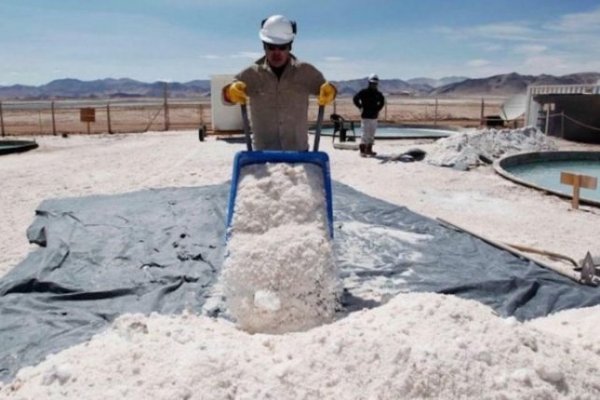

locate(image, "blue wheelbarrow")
[[226, 104, 334, 238]]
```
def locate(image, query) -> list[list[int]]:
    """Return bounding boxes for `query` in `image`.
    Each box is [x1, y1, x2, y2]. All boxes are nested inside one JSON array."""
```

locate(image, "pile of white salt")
[[221, 162, 340, 333], [3, 293, 600, 399]]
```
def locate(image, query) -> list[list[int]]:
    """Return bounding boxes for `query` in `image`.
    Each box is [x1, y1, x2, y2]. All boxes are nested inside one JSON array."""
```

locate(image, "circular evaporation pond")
[[312, 125, 457, 139], [0, 140, 39, 155], [495, 152, 600, 206]]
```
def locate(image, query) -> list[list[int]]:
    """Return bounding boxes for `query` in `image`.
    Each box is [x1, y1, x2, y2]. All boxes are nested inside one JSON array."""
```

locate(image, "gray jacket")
[[235, 55, 325, 150]]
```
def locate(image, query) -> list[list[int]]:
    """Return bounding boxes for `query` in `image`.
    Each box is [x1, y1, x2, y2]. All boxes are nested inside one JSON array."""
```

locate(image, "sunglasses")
[[265, 43, 290, 51]]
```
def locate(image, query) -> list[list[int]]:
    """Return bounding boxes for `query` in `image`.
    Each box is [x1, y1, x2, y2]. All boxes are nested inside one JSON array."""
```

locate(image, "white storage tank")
[[210, 74, 243, 132]]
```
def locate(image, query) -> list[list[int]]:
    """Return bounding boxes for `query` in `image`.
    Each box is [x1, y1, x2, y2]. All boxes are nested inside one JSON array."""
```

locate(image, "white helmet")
[[368, 73, 379, 83], [259, 15, 296, 45]]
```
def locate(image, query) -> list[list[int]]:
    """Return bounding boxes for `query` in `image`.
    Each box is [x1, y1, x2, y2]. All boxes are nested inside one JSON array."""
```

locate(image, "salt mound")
[[427, 126, 558, 169], [221, 162, 339, 334], [526, 306, 600, 356], [3, 293, 600, 399]]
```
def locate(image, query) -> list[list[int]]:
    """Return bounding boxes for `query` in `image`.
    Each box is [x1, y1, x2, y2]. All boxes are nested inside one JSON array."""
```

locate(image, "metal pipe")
[[240, 104, 252, 151], [313, 105, 324, 151]]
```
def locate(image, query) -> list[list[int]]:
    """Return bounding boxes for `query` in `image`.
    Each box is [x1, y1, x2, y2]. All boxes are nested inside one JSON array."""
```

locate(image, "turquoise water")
[[507, 160, 600, 201], [0, 144, 26, 150], [316, 126, 455, 138], [0, 141, 38, 155]]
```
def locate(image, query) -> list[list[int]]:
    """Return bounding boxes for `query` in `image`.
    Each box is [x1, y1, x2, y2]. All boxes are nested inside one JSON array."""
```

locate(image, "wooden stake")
[[384, 101, 388, 122], [0, 101, 4, 137], [572, 175, 580, 209], [107, 103, 112, 134], [163, 82, 170, 131], [560, 171, 598, 209], [51, 101, 57, 136], [479, 98, 484, 127]]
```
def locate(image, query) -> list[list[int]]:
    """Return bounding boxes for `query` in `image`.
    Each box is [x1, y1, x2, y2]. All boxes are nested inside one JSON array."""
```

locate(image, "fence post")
[[107, 103, 113, 134], [544, 106, 550, 134], [0, 101, 4, 136], [384, 102, 388, 122], [37, 110, 43, 134], [561, 111, 564, 138], [51, 101, 57, 135], [480, 98, 485, 127], [163, 82, 170, 131], [434, 97, 438, 126]]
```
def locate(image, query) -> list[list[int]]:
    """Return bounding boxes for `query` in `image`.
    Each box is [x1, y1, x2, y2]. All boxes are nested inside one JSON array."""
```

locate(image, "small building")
[[210, 74, 243, 133], [524, 82, 600, 143]]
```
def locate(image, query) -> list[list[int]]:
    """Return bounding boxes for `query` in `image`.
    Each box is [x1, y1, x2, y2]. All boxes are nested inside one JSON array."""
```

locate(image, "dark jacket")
[[353, 86, 385, 119]]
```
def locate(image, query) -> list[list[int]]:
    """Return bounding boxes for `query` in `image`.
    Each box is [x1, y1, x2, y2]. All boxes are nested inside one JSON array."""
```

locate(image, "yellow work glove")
[[223, 81, 248, 105], [318, 82, 337, 106]]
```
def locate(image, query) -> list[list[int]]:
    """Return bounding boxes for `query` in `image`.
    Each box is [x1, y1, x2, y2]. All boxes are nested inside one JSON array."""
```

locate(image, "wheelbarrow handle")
[[240, 104, 253, 151], [313, 105, 325, 152], [242, 103, 324, 152]]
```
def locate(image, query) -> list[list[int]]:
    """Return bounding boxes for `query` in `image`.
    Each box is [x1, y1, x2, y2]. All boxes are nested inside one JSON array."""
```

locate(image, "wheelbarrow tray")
[[226, 150, 334, 238]]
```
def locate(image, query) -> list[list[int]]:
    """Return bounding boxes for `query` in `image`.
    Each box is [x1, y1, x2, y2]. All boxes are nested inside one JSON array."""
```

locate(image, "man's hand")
[[223, 81, 248, 105], [318, 82, 337, 106]]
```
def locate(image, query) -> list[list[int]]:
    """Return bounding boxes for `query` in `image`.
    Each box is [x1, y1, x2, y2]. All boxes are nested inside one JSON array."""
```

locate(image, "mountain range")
[[1, 72, 599, 100]]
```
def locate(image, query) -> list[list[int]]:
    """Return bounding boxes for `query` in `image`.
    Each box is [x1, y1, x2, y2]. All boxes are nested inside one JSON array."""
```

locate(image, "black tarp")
[[1, 181, 600, 382]]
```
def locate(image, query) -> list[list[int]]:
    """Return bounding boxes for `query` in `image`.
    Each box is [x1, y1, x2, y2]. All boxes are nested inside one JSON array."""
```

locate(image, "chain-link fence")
[[0, 96, 511, 137], [322, 96, 508, 128], [0, 98, 211, 136]]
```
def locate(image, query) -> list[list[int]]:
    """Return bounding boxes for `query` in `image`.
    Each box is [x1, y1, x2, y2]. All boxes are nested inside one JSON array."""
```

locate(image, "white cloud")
[[522, 55, 568, 70], [471, 22, 537, 41], [513, 44, 547, 54], [438, 10, 599, 48], [433, 7, 600, 78], [202, 54, 220, 60], [230, 51, 262, 59], [466, 59, 491, 68], [516, 54, 600, 76], [550, 6, 600, 32], [438, 22, 537, 42], [479, 43, 505, 52], [324, 56, 344, 62]]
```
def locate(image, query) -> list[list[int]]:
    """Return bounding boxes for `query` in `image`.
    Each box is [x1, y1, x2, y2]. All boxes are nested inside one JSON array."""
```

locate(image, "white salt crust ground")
[[1, 128, 600, 399]]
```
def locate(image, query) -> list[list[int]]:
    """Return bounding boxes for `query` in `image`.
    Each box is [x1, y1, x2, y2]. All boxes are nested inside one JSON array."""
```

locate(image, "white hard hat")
[[259, 15, 296, 45], [368, 74, 379, 83]]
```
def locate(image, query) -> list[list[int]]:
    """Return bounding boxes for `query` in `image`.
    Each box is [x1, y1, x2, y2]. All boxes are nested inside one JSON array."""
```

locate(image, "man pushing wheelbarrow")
[[222, 14, 337, 151], [219, 15, 339, 334]]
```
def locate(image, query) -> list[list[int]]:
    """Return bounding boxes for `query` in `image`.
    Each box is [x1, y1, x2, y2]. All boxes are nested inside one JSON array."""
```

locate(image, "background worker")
[[223, 15, 337, 151], [353, 74, 385, 157]]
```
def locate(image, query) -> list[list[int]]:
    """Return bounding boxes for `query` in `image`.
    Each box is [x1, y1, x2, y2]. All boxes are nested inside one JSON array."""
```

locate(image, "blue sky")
[[1, 0, 600, 85]]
